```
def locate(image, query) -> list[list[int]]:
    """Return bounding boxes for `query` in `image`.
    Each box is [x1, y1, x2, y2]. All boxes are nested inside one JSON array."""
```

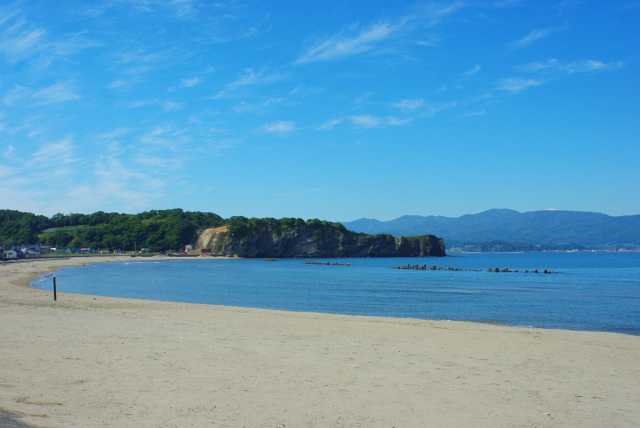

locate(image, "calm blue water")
[[32, 252, 640, 335]]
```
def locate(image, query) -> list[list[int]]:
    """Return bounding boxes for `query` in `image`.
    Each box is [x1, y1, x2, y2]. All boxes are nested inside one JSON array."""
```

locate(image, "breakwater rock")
[[395, 264, 555, 274], [195, 218, 446, 258]]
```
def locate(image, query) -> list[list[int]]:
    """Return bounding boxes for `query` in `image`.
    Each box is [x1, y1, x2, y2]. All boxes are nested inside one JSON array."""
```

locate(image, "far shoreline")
[[13, 254, 640, 337]]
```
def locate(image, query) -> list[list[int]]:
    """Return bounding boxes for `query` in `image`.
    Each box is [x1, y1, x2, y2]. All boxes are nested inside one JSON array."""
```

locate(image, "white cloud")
[[89, 157, 162, 209], [519, 58, 623, 74], [510, 27, 559, 49], [518, 58, 560, 72], [350, 115, 381, 129], [232, 98, 284, 114], [216, 68, 288, 98], [50, 30, 102, 56], [386, 116, 413, 126], [295, 21, 402, 64], [107, 79, 128, 89], [461, 110, 488, 118], [463, 64, 481, 76], [0, 23, 46, 62], [497, 78, 544, 93], [163, 101, 183, 111], [2, 85, 30, 105], [126, 99, 182, 111], [316, 118, 343, 131], [169, 76, 203, 91], [33, 81, 80, 105], [419, 101, 458, 117], [229, 69, 285, 89], [562, 60, 624, 74], [391, 98, 424, 111], [260, 121, 295, 134], [27, 137, 76, 168], [498, 58, 624, 96]]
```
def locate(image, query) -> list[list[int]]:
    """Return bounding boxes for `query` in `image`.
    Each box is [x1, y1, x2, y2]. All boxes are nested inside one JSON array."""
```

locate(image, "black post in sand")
[[53, 275, 57, 301]]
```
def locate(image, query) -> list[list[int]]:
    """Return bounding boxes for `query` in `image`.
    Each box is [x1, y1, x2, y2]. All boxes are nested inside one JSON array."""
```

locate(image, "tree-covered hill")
[[0, 209, 224, 252], [1, 210, 445, 257]]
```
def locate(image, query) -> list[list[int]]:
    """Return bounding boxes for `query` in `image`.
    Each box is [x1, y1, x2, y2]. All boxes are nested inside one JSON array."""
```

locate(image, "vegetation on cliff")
[[198, 216, 445, 258], [1, 210, 445, 257], [1, 209, 224, 252]]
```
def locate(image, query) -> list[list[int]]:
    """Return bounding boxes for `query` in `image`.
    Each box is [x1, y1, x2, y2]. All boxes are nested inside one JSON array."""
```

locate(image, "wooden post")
[[53, 275, 57, 301]]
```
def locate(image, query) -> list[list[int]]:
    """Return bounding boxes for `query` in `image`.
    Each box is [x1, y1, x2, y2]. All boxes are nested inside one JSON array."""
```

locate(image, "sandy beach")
[[1, 257, 639, 427]]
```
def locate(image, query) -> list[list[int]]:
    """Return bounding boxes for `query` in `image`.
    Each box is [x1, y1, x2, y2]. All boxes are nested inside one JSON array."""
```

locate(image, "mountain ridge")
[[342, 209, 640, 250]]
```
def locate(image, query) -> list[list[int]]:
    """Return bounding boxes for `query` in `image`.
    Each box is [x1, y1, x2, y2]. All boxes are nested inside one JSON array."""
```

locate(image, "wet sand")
[[1, 256, 639, 427]]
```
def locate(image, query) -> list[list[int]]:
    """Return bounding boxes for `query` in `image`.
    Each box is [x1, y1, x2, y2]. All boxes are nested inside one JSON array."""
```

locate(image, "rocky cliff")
[[195, 220, 445, 258]]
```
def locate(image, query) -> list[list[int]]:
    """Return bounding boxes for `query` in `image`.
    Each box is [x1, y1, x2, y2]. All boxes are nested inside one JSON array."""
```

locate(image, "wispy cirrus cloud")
[[499, 58, 624, 93], [463, 64, 481, 76], [3, 81, 80, 106], [496, 77, 544, 93], [295, 2, 463, 65], [563, 59, 624, 74], [49, 30, 102, 56], [124, 99, 183, 111], [316, 118, 344, 131], [216, 68, 288, 98], [295, 21, 403, 64], [510, 24, 566, 49], [168, 76, 203, 92], [27, 137, 77, 169], [232, 98, 284, 114], [391, 98, 424, 111], [519, 58, 624, 75], [33, 81, 80, 105], [349, 114, 415, 129], [260, 121, 295, 135], [350, 115, 381, 129], [461, 109, 488, 118], [319, 98, 453, 131], [0, 9, 46, 62], [228, 69, 287, 89], [91, 155, 165, 208]]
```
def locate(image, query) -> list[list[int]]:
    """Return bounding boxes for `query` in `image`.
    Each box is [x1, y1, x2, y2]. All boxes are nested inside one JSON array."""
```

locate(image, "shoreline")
[[1, 257, 639, 427]]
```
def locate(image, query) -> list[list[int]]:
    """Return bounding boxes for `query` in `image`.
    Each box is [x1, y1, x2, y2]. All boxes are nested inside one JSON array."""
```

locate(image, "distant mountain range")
[[342, 209, 640, 251]]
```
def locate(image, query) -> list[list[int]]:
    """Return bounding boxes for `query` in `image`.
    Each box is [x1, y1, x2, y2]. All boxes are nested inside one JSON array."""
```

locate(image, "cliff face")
[[195, 224, 445, 258]]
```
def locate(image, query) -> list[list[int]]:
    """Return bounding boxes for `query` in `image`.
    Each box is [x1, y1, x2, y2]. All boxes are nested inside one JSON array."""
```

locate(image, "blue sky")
[[1, 0, 638, 221]]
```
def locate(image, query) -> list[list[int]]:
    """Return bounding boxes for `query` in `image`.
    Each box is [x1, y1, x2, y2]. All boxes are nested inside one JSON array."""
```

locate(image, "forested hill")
[[0, 209, 444, 257], [0, 209, 224, 252], [342, 209, 640, 251]]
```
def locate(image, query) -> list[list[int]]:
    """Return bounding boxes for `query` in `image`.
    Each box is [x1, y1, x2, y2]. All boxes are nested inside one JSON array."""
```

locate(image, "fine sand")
[[1, 257, 639, 427]]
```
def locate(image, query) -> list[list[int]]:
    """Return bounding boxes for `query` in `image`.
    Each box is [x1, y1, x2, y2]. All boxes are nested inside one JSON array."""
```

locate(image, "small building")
[[23, 249, 41, 259], [3, 250, 18, 260], [139, 248, 151, 254]]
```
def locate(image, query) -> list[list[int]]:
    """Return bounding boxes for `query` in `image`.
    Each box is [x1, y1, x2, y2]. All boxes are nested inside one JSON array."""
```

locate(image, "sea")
[[32, 252, 640, 336]]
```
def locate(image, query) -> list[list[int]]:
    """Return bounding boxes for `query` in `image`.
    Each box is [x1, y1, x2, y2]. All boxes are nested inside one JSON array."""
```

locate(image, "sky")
[[1, 0, 638, 222]]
